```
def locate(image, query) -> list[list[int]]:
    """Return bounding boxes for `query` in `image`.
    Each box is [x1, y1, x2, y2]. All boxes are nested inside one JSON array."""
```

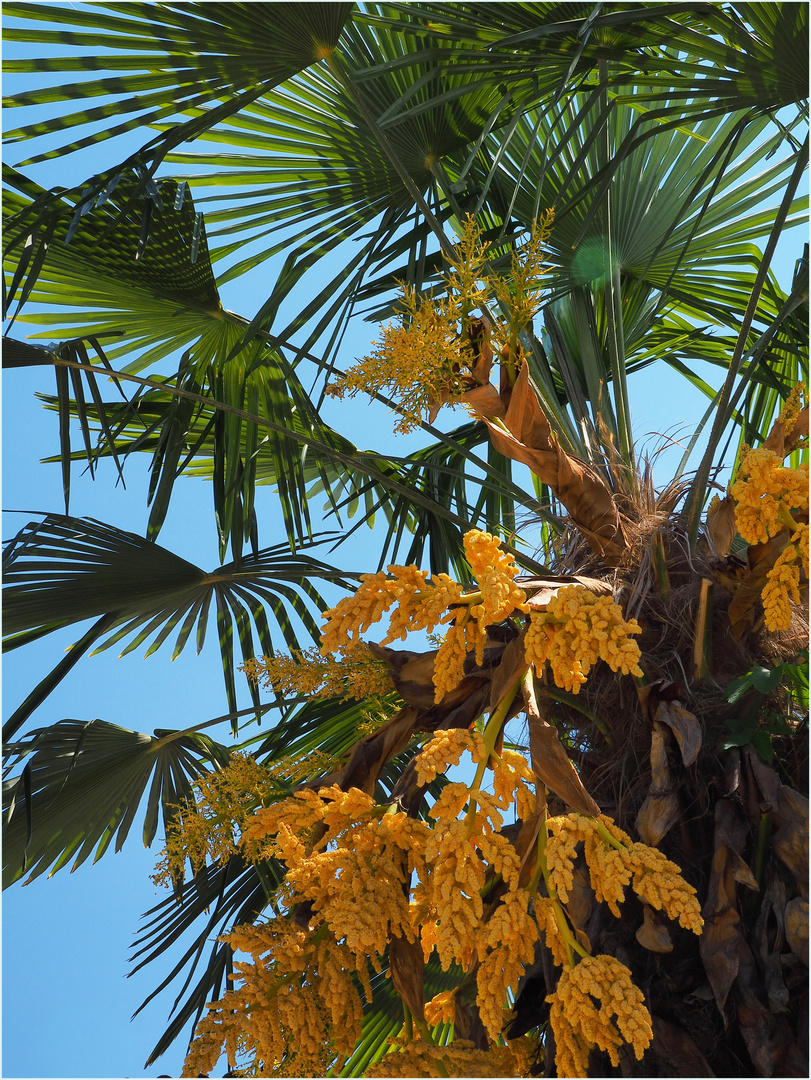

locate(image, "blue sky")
[[2, 13, 808, 1079]]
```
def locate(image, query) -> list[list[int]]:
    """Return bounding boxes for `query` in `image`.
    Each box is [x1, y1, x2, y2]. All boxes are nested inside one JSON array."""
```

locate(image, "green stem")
[[464, 670, 527, 835], [593, 819, 625, 852], [779, 506, 801, 533]]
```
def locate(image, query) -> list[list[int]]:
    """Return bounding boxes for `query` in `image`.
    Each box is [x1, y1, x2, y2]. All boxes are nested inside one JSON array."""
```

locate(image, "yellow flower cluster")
[[320, 565, 462, 653], [424, 989, 456, 1027], [366, 1037, 530, 1078], [239, 783, 375, 863], [433, 530, 529, 701], [762, 522, 809, 631], [544, 813, 703, 934], [525, 585, 643, 694], [419, 819, 486, 970], [535, 895, 570, 968], [320, 530, 529, 704], [548, 954, 653, 1077], [490, 212, 554, 338], [475, 889, 539, 1038], [285, 811, 429, 978], [242, 641, 393, 703], [327, 215, 543, 435], [465, 529, 531, 628], [152, 752, 332, 887], [325, 216, 492, 433], [237, 785, 431, 993], [621, 841, 704, 934], [729, 408, 809, 631], [181, 920, 363, 1077], [415, 727, 487, 786], [731, 446, 809, 546], [326, 214, 553, 435]]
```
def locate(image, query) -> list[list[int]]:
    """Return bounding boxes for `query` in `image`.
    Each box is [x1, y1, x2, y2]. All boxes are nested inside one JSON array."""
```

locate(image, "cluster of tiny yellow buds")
[[778, 381, 807, 442], [731, 445, 809, 545], [475, 888, 539, 1039], [386, 566, 464, 640], [480, 829, 522, 891], [366, 1037, 528, 1078], [583, 828, 631, 918], [324, 279, 476, 434], [182, 920, 363, 1077], [622, 842, 703, 934], [491, 748, 536, 810], [548, 954, 653, 1077], [525, 586, 642, 694], [432, 616, 483, 701], [428, 781, 474, 825], [421, 819, 485, 970], [320, 571, 398, 651], [242, 641, 393, 703], [284, 817, 421, 969], [762, 522, 809, 632], [415, 727, 487, 786], [424, 989, 456, 1027], [153, 753, 290, 886], [320, 566, 464, 656], [535, 895, 570, 968], [491, 212, 554, 334], [464, 530, 530, 625], [545, 813, 598, 903], [239, 785, 374, 864]]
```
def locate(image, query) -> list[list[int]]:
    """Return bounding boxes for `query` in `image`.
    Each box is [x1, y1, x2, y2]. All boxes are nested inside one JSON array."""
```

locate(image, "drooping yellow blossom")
[[535, 895, 570, 968], [544, 813, 703, 934], [762, 522, 809, 631], [239, 784, 375, 864], [152, 751, 334, 887], [432, 616, 482, 700], [491, 747, 537, 810], [181, 920, 364, 1077], [366, 1037, 531, 1078], [464, 529, 530, 628], [424, 989, 457, 1027], [284, 811, 429, 974], [731, 446, 809, 545], [419, 818, 486, 969], [525, 585, 643, 694], [242, 641, 393, 703], [429, 530, 529, 700], [548, 954, 653, 1078], [415, 727, 488, 786], [476, 888, 539, 1039], [780, 381, 807, 439], [545, 812, 599, 903], [622, 841, 704, 934], [319, 530, 529, 704], [319, 566, 462, 653]]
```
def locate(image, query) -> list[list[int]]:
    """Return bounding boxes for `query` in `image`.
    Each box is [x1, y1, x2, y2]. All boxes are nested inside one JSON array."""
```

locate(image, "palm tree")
[[3, 3, 807, 1076]]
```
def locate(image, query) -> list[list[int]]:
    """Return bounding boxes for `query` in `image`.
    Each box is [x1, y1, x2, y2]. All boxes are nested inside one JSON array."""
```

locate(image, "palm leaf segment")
[[3, 2, 353, 167], [2, 718, 230, 887], [2, 514, 353, 738]]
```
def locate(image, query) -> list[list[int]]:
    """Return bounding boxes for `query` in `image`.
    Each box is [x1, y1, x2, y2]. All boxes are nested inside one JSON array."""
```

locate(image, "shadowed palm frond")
[[2, 718, 231, 886], [3, 514, 354, 736]]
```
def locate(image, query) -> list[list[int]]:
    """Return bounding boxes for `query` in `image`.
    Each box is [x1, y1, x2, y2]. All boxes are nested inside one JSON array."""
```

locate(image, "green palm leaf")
[[131, 852, 280, 1067], [2, 718, 231, 885], [3, 1, 353, 167], [3, 514, 354, 737]]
